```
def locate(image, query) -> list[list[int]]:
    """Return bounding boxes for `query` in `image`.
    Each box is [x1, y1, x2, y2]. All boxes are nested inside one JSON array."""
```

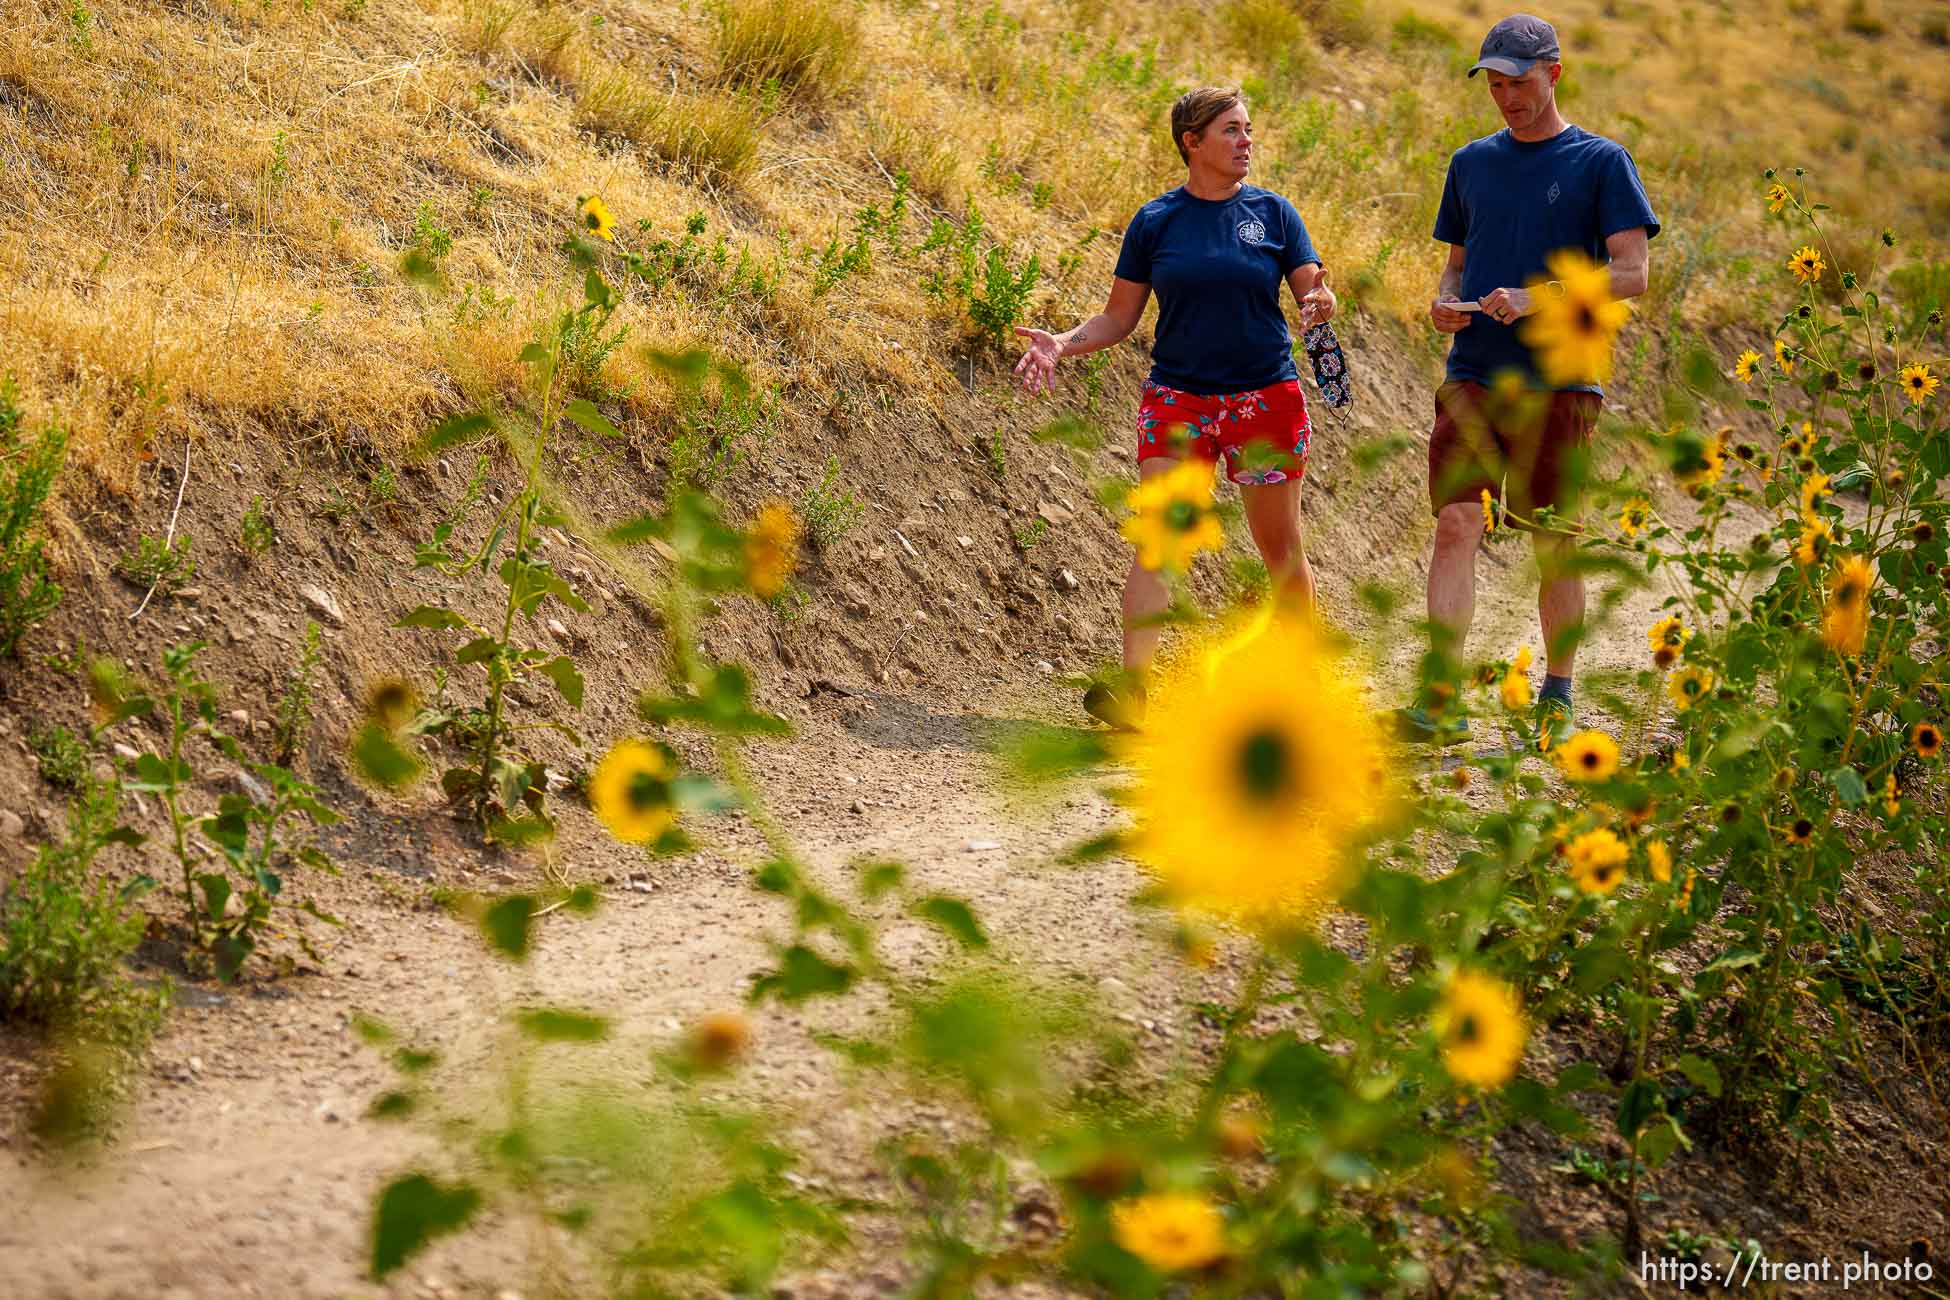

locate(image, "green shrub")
[[0, 780, 156, 1033], [714, 0, 861, 96], [798, 455, 864, 548], [0, 376, 66, 657], [30, 723, 89, 790], [117, 532, 194, 597]]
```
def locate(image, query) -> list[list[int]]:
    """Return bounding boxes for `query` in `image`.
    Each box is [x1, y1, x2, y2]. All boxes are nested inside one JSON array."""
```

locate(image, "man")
[[1397, 13, 1659, 748]]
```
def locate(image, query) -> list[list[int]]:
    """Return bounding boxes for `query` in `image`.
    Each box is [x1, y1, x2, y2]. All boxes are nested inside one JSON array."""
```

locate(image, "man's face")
[[1187, 103, 1252, 179], [1485, 64, 1559, 131]]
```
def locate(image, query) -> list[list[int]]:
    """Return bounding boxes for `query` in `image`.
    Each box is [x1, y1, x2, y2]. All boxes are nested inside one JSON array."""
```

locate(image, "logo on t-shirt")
[[1236, 219, 1267, 246], [1547, 181, 1561, 205]]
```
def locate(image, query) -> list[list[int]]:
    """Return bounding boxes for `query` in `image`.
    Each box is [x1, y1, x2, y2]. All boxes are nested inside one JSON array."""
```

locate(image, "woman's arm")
[[1013, 277, 1152, 396], [1284, 262, 1336, 328]]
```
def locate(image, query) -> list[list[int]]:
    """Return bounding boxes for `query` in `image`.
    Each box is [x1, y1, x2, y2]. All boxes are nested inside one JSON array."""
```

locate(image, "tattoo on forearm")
[[1071, 328, 1090, 346]]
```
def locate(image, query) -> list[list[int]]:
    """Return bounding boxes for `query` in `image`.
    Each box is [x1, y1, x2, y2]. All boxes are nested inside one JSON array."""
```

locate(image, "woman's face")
[[1185, 102, 1252, 180]]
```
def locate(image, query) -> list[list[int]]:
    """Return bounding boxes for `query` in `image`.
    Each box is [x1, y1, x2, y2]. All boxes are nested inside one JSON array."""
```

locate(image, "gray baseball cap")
[[1468, 14, 1562, 76]]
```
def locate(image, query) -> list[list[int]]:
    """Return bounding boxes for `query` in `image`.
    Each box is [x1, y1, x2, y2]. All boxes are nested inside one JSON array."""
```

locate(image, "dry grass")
[[0, 0, 1943, 495]]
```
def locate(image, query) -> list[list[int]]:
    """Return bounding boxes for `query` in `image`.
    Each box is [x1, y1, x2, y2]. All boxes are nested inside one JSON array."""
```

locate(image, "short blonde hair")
[[1170, 86, 1244, 163]]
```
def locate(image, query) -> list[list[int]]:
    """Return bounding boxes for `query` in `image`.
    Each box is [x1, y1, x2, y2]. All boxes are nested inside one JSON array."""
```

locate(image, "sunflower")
[[743, 501, 800, 598], [1645, 839, 1673, 884], [1435, 970, 1527, 1090], [1766, 182, 1791, 214], [1901, 363, 1940, 406], [1678, 868, 1697, 910], [1122, 459, 1225, 572], [1676, 433, 1725, 492], [1799, 472, 1832, 520], [1111, 1192, 1226, 1272], [1669, 664, 1715, 712], [1647, 614, 1690, 666], [687, 1012, 752, 1071], [1556, 729, 1620, 782], [1787, 245, 1826, 283], [1734, 350, 1761, 384], [1793, 517, 1832, 568], [1520, 248, 1632, 386], [1883, 774, 1901, 818], [1821, 554, 1873, 656], [1774, 337, 1795, 376], [579, 194, 617, 241], [589, 738, 678, 844], [1125, 615, 1388, 929], [1914, 722, 1943, 759], [1566, 828, 1629, 894], [1480, 488, 1498, 533], [1501, 645, 1534, 712], [1785, 816, 1814, 845], [1617, 497, 1651, 538]]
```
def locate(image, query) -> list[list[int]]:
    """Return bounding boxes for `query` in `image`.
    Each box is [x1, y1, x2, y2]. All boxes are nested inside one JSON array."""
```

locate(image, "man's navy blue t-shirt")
[[1433, 125, 1659, 395], [1114, 185, 1319, 396]]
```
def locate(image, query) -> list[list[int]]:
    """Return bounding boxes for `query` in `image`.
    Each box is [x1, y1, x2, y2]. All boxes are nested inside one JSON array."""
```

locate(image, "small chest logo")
[[1546, 181, 1562, 205], [1236, 219, 1267, 246]]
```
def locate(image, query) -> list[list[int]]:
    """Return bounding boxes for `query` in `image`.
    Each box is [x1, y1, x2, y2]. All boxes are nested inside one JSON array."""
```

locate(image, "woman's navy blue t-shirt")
[[1113, 185, 1319, 396], [1433, 125, 1660, 395]]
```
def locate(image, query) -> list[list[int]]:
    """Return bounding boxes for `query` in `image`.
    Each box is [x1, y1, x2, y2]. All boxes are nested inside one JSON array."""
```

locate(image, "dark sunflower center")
[[1836, 579, 1864, 607], [1574, 303, 1596, 333], [1455, 1012, 1480, 1045], [1165, 500, 1200, 532], [1580, 751, 1600, 769], [626, 769, 667, 813], [1237, 728, 1293, 802]]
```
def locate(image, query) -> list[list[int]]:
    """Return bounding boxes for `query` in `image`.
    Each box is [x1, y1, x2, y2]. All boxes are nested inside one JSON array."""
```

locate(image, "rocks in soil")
[[299, 584, 345, 626], [1057, 568, 1080, 591], [0, 809, 22, 839]]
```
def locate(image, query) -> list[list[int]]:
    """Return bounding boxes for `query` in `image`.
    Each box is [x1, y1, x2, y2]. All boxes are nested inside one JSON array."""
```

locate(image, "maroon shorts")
[[1136, 379, 1311, 486], [1428, 380, 1602, 523]]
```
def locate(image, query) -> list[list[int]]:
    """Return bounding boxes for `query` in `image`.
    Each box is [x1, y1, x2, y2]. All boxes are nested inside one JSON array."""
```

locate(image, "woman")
[[1014, 86, 1336, 729]]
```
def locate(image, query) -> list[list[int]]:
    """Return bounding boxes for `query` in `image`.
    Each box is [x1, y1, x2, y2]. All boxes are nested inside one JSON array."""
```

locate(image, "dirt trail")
[[1, 501, 1923, 1300]]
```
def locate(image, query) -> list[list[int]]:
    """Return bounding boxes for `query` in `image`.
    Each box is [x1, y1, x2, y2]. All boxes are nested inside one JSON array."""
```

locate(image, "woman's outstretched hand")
[[1300, 268, 1337, 329], [1013, 327, 1063, 396]]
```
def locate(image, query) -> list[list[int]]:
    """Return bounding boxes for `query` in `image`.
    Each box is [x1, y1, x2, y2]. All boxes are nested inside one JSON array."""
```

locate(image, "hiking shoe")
[[1533, 695, 1574, 753], [1390, 704, 1472, 747], [1083, 676, 1147, 732]]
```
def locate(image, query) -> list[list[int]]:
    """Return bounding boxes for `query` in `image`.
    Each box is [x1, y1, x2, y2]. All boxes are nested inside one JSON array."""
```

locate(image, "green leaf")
[[858, 860, 905, 900], [1617, 1077, 1660, 1138], [1828, 766, 1868, 806], [369, 1174, 482, 1279], [197, 873, 232, 922], [484, 813, 555, 847], [396, 605, 470, 631], [351, 723, 423, 791], [583, 268, 617, 310], [518, 342, 550, 366], [1676, 1053, 1723, 1098], [1635, 1113, 1690, 1169], [1699, 947, 1765, 976], [368, 1091, 417, 1120], [481, 894, 538, 961], [563, 399, 620, 440], [394, 1047, 439, 1074], [421, 411, 496, 454], [751, 945, 856, 1003], [604, 510, 667, 545], [515, 1008, 611, 1042], [536, 655, 585, 708], [454, 636, 501, 665], [910, 895, 987, 949]]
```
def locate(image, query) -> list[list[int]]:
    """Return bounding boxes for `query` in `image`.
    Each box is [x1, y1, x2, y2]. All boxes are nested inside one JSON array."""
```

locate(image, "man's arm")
[[1430, 244, 1473, 334], [1477, 226, 1652, 322], [1604, 226, 1650, 300]]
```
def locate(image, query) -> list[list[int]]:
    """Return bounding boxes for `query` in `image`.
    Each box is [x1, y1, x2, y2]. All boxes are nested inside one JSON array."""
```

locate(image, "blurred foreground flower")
[[1436, 971, 1526, 1089], [578, 194, 616, 241], [1617, 497, 1649, 538], [589, 739, 677, 843], [1566, 828, 1627, 894], [687, 1012, 752, 1071], [1121, 459, 1224, 572], [1124, 615, 1388, 929], [1520, 249, 1630, 386], [1111, 1191, 1225, 1272], [1555, 730, 1619, 782], [1647, 614, 1690, 669], [1821, 555, 1873, 656], [1668, 664, 1714, 712], [1500, 645, 1533, 711], [743, 502, 800, 598]]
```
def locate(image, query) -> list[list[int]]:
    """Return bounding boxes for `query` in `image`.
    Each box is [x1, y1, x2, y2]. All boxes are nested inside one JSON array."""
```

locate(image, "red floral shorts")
[[1135, 379, 1312, 485]]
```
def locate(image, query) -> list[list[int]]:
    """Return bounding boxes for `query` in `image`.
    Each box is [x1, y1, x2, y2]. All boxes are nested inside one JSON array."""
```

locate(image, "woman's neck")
[[1183, 168, 1243, 201]]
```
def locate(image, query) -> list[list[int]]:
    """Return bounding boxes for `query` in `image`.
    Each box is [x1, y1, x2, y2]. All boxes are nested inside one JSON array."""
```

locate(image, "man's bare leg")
[[1428, 500, 1488, 656]]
